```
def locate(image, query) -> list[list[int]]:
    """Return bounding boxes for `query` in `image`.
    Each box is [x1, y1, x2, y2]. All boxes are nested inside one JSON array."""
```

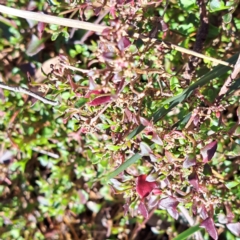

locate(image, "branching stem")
[[0, 82, 58, 106]]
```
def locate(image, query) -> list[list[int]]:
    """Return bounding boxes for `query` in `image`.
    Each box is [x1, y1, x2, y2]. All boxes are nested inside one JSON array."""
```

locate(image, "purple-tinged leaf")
[[37, 22, 45, 39], [152, 189, 162, 195], [124, 108, 132, 122], [183, 154, 196, 168], [85, 90, 103, 98], [117, 0, 125, 4], [188, 171, 199, 191], [160, 178, 169, 189], [192, 199, 198, 215], [139, 117, 153, 127], [136, 174, 157, 199], [109, 6, 117, 18], [89, 95, 112, 106], [94, 6, 102, 16], [102, 52, 117, 60], [193, 114, 200, 126], [226, 222, 240, 237], [26, 34, 45, 56], [225, 203, 235, 223], [102, 28, 111, 36], [200, 205, 208, 220], [201, 141, 218, 163], [152, 133, 163, 145], [159, 196, 179, 209], [148, 195, 159, 208], [138, 201, 149, 218], [118, 37, 131, 51], [117, 78, 125, 93], [160, 19, 168, 32], [200, 217, 218, 240], [140, 142, 152, 156], [167, 207, 179, 220]]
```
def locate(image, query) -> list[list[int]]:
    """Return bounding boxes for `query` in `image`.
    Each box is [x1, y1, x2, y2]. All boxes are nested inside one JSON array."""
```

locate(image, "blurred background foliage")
[[0, 0, 239, 239]]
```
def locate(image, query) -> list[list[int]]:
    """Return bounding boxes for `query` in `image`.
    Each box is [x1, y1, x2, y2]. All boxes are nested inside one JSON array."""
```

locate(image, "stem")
[[0, 4, 105, 33], [0, 82, 58, 106], [0, 4, 233, 67]]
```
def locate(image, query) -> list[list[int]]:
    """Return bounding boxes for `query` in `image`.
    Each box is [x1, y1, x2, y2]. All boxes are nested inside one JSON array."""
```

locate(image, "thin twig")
[[0, 82, 58, 106], [0, 4, 233, 68], [32, 147, 59, 159]]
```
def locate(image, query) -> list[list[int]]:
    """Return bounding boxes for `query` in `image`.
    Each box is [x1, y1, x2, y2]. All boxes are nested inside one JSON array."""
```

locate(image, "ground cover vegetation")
[[0, 0, 239, 239]]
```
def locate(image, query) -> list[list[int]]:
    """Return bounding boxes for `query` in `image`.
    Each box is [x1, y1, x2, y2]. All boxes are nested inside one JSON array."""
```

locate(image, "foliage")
[[0, 0, 240, 239]]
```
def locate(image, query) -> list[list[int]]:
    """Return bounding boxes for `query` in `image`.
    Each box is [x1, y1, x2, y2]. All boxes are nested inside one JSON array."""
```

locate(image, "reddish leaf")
[[159, 196, 179, 209], [124, 108, 132, 122], [136, 175, 157, 199], [102, 28, 111, 36], [85, 90, 103, 98], [37, 21, 45, 39], [139, 142, 152, 156], [200, 217, 218, 240], [109, 6, 117, 18], [188, 171, 199, 191], [138, 201, 149, 218], [201, 141, 218, 163], [152, 189, 162, 195], [94, 6, 102, 15], [183, 154, 196, 168], [89, 95, 112, 106], [160, 19, 168, 32], [102, 52, 117, 60], [226, 222, 240, 237], [118, 36, 131, 51]]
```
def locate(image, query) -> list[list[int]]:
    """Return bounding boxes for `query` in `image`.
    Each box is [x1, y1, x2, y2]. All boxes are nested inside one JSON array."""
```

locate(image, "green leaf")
[[209, 0, 229, 12], [107, 54, 238, 180], [127, 53, 238, 140], [173, 225, 201, 240], [222, 13, 232, 24], [225, 181, 239, 189], [74, 98, 88, 108]]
